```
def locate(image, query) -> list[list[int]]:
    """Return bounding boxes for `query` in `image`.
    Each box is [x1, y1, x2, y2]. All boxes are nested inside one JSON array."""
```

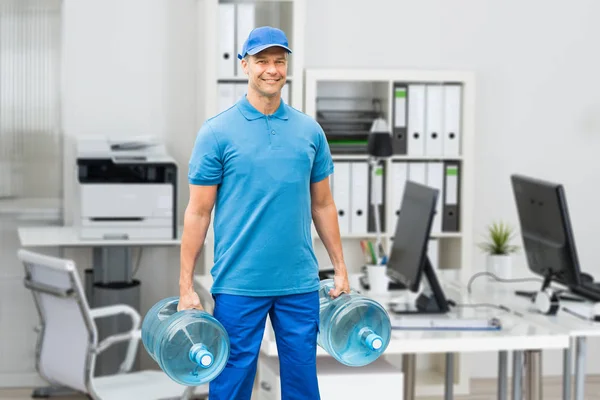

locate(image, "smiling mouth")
[[262, 78, 281, 83]]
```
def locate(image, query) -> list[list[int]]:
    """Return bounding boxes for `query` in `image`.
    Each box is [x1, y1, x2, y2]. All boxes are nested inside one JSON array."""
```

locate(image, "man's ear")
[[240, 57, 249, 75]]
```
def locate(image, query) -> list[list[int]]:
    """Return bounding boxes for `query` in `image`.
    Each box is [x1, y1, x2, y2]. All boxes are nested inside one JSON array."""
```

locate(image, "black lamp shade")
[[367, 131, 393, 158]]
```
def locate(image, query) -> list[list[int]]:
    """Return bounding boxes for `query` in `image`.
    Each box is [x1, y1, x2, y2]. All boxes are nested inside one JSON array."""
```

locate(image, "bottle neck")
[[189, 343, 214, 368], [358, 327, 384, 352]]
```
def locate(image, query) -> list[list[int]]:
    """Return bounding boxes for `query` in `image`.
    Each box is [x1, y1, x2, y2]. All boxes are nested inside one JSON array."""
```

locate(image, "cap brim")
[[246, 44, 292, 56]]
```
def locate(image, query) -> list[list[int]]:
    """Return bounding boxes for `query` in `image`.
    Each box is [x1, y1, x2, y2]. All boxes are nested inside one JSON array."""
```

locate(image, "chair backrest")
[[18, 249, 98, 394]]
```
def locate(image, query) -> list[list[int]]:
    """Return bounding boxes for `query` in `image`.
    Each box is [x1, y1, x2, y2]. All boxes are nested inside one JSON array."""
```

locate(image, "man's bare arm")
[[311, 177, 349, 297], [178, 184, 218, 310]]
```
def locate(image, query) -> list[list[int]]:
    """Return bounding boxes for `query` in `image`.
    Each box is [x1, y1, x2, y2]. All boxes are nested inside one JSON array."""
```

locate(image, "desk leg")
[[512, 350, 523, 400], [498, 351, 507, 400], [403, 354, 416, 400], [524, 350, 542, 400], [445, 353, 454, 400], [563, 346, 572, 400], [574, 337, 587, 400]]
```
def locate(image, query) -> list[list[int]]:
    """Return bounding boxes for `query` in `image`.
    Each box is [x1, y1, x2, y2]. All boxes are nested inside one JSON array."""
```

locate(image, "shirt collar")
[[236, 94, 289, 121]]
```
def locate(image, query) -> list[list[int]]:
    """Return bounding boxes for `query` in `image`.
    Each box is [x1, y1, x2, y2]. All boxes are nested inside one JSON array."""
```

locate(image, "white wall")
[[60, 0, 202, 371], [305, 0, 600, 377]]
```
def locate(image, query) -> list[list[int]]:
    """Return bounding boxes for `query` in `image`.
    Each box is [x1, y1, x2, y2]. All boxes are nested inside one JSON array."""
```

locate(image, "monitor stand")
[[390, 256, 450, 315]]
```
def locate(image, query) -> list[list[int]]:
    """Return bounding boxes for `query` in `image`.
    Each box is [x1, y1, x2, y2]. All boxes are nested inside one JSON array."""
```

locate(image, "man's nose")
[[266, 62, 277, 74]]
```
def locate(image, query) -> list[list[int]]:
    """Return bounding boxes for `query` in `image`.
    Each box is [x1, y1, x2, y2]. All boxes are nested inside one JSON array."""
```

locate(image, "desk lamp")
[[367, 117, 393, 265]]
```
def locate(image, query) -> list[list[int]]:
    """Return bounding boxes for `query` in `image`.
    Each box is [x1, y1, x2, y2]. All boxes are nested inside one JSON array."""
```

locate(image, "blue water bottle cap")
[[365, 333, 383, 351], [189, 344, 214, 368]]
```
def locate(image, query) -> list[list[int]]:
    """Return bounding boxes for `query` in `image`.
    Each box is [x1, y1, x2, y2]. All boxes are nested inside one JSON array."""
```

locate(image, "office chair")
[[18, 248, 208, 400]]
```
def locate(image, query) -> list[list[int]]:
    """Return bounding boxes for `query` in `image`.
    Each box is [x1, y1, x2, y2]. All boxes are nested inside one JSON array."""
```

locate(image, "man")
[[178, 26, 349, 400]]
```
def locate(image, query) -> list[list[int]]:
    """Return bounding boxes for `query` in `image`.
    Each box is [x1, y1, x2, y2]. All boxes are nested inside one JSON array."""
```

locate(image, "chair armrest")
[[90, 305, 142, 373]]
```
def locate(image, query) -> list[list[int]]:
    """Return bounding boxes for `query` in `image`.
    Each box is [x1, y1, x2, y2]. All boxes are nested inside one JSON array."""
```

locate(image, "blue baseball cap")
[[237, 26, 292, 60]]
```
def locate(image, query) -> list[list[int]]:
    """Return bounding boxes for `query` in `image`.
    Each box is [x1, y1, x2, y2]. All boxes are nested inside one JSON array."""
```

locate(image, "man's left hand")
[[328, 272, 350, 299]]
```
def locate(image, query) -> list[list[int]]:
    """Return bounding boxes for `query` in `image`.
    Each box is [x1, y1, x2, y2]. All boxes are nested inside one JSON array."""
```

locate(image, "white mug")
[[367, 265, 388, 294]]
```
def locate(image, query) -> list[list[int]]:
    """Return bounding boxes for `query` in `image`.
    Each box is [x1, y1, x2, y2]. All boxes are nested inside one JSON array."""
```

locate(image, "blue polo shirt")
[[188, 95, 334, 296]]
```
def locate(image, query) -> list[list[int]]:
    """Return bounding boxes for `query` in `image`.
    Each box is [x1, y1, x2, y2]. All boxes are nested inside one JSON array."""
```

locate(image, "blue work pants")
[[209, 291, 321, 400]]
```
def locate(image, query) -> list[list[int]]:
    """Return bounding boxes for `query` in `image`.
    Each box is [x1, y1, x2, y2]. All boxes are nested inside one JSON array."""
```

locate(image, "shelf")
[[218, 75, 293, 83], [390, 155, 463, 161]]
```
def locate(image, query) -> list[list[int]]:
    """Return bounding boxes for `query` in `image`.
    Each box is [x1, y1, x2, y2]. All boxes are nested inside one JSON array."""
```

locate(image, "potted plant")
[[478, 221, 520, 280]]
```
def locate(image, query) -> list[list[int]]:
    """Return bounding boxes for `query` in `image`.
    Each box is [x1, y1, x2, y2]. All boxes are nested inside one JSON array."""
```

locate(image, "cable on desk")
[[466, 271, 542, 294], [447, 299, 525, 317]]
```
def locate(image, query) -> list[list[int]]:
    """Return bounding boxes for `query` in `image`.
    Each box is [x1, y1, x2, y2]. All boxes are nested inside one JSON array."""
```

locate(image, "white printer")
[[76, 136, 178, 240]]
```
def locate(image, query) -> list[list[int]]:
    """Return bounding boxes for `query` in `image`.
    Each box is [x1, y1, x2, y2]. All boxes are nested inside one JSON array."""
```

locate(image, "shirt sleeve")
[[188, 122, 223, 185], [310, 124, 334, 184]]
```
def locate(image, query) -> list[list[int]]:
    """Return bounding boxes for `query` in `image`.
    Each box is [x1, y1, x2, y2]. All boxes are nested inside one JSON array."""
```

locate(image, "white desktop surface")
[[463, 277, 600, 338], [194, 275, 569, 357], [18, 226, 183, 247]]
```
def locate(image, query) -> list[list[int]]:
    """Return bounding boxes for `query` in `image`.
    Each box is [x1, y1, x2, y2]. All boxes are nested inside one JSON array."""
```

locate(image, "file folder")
[[442, 162, 460, 232], [332, 161, 350, 235], [443, 84, 462, 157], [392, 83, 408, 154], [367, 161, 386, 234], [426, 162, 444, 234], [388, 161, 407, 235], [235, 3, 255, 77], [427, 239, 439, 271], [425, 85, 443, 156], [350, 162, 368, 235], [235, 83, 247, 101], [218, 3, 235, 78], [407, 85, 425, 156], [281, 82, 290, 104]]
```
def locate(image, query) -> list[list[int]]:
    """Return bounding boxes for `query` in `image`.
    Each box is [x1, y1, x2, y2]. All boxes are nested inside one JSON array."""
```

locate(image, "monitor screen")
[[511, 174, 582, 288], [386, 181, 439, 292]]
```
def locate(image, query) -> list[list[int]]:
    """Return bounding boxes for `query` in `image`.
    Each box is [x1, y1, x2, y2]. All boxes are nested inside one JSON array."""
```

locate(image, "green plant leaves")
[[477, 221, 520, 255]]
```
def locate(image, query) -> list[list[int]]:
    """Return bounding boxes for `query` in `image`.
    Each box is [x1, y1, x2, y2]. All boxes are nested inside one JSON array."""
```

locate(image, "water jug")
[[317, 279, 391, 367], [141, 296, 230, 386]]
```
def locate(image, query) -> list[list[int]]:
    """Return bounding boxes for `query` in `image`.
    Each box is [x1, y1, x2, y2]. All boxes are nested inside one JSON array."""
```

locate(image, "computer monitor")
[[510, 174, 583, 291], [386, 181, 450, 314]]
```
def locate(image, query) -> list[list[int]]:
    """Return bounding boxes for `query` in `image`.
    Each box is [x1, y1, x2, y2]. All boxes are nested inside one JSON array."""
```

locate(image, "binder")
[[442, 161, 460, 232], [426, 162, 444, 234], [350, 162, 368, 235], [218, 3, 235, 78], [367, 161, 386, 234], [408, 162, 426, 185], [217, 83, 236, 114], [443, 84, 462, 157], [235, 3, 255, 76], [235, 83, 247, 101], [392, 83, 408, 154], [425, 85, 443, 156], [407, 85, 425, 156], [388, 161, 408, 235], [427, 239, 439, 271], [281, 82, 290, 104], [332, 161, 350, 235]]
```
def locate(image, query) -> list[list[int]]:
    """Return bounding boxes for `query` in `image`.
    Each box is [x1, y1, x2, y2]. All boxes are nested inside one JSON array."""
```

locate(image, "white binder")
[[332, 162, 350, 235], [217, 83, 236, 114], [443, 84, 462, 157], [388, 162, 407, 235], [235, 83, 247, 101], [427, 239, 439, 271], [218, 3, 235, 78], [281, 82, 290, 104], [425, 85, 443, 156], [350, 162, 368, 235], [235, 3, 255, 76], [407, 85, 426, 156], [408, 162, 426, 185], [426, 162, 444, 234]]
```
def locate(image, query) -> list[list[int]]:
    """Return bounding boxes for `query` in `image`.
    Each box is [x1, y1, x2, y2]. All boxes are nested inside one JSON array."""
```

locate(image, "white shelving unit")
[[305, 68, 476, 397]]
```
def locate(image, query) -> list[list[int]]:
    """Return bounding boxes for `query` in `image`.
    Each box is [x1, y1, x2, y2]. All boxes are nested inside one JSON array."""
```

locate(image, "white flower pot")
[[486, 254, 512, 281]]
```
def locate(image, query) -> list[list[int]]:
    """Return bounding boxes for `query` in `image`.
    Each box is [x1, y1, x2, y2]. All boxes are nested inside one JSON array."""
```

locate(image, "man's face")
[[241, 47, 288, 98]]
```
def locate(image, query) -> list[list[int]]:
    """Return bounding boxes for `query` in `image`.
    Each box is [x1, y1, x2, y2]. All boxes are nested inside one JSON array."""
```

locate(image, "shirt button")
[[271, 130, 276, 135]]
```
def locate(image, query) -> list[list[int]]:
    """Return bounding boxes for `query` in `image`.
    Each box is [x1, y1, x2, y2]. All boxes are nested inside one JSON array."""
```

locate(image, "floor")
[[1, 376, 600, 399]]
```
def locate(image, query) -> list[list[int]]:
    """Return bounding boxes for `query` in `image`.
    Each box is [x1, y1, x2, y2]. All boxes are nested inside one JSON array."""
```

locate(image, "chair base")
[[31, 385, 83, 398]]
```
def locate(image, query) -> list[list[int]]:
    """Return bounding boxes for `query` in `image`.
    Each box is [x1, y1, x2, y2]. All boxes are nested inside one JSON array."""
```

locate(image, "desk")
[[194, 274, 569, 400], [18, 225, 183, 375], [466, 277, 600, 400]]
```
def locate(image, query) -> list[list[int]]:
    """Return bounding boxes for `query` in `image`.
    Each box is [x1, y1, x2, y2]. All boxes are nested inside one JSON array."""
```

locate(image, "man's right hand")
[[178, 290, 204, 312]]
